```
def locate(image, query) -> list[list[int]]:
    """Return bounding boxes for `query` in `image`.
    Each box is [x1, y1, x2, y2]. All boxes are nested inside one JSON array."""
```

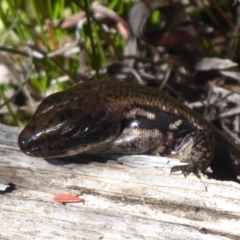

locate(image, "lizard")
[[18, 80, 240, 180]]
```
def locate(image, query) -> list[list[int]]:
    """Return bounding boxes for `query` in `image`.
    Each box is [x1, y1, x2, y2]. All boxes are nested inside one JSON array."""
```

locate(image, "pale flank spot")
[[126, 108, 156, 119], [169, 119, 182, 130]]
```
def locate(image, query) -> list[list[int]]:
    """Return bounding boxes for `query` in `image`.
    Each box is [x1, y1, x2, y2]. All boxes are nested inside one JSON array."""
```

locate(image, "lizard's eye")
[[60, 124, 90, 138], [60, 124, 79, 136], [80, 127, 89, 135], [72, 126, 90, 138]]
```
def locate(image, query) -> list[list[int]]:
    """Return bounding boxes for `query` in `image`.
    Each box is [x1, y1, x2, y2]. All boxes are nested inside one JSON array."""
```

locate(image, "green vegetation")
[[0, 1, 239, 126]]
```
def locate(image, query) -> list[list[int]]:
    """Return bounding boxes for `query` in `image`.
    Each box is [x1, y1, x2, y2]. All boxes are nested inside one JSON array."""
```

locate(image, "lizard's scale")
[[18, 80, 240, 179]]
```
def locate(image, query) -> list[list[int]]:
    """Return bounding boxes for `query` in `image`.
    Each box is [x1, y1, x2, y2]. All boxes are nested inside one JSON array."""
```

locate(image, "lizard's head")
[[18, 84, 121, 158]]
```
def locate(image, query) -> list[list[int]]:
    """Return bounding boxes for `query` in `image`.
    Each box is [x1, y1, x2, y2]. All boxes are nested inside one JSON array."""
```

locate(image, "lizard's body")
[[18, 80, 240, 179]]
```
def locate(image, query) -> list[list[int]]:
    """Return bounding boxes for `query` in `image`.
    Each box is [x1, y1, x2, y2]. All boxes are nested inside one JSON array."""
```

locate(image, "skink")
[[18, 80, 240, 179]]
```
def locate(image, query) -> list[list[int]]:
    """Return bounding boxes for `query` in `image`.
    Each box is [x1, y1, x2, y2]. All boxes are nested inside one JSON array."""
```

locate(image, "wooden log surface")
[[0, 123, 240, 240]]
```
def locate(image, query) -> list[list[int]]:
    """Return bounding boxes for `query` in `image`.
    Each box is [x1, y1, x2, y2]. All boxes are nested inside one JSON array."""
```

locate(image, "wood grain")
[[0, 123, 240, 240]]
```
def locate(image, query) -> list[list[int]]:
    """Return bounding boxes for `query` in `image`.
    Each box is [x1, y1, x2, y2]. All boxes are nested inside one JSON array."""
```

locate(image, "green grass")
[[0, 0, 238, 126]]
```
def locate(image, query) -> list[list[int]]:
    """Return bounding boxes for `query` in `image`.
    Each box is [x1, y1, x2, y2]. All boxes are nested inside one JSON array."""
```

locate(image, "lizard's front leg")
[[170, 131, 215, 177]]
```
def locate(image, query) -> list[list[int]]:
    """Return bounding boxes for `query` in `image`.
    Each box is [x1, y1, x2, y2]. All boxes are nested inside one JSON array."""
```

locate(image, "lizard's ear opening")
[[120, 118, 128, 134]]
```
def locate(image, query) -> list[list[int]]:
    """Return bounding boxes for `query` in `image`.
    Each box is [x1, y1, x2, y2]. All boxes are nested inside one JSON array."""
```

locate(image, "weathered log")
[[0, 123, 240, 240]]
